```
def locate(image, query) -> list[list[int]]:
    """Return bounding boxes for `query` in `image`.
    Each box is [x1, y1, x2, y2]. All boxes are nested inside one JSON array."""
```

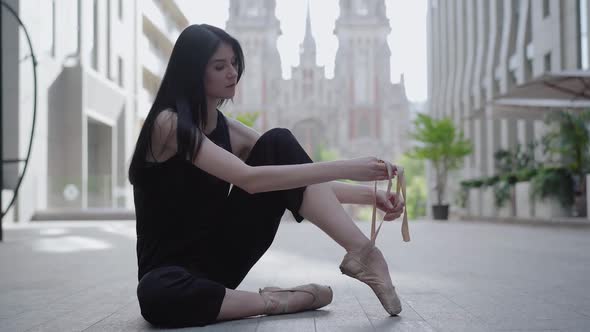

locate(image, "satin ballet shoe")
[[339, 242, 402, 315], [339, 160, 406, 315], [258, 283, 333, 315]]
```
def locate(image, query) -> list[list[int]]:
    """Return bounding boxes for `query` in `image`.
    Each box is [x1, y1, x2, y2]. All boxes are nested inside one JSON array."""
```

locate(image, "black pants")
[[137, 128, 313, 327]]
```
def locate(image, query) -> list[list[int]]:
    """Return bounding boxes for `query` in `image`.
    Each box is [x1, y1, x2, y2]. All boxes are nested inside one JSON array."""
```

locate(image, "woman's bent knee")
[[248, 128, 311, 166], [136, 266, 226, 327], [257, 128, 296, 147]]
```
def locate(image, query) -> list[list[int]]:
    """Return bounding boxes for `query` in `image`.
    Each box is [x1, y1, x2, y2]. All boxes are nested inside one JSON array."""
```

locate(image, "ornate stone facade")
[[224, 0, 410, 162]]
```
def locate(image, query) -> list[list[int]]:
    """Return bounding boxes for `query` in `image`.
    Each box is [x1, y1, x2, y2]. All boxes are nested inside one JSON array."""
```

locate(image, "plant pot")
[[481, 187, 494, 217], [432, 204, 449, 220], [574, 194, 587, 217], [515, 181, 534, 218], [573, 174, 587, 217], [534, 196, 572, 218], [468, 188, 481, 216]]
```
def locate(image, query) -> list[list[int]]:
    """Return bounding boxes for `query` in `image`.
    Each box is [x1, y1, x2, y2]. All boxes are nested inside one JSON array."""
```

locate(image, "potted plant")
[[407, 113, 473, 220], [531, 166, 575, 217], [542, 110, 590, 217]]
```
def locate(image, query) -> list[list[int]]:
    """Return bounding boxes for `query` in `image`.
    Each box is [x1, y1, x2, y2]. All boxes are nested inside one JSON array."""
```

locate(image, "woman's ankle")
[[345, 238, 372, 253]]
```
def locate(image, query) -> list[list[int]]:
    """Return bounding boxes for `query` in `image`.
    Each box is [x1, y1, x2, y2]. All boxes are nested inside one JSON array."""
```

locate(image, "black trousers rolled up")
[[137, 128, 314, 327]]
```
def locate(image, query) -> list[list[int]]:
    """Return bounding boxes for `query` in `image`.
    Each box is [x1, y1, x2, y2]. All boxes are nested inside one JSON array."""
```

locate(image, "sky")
[[175, 0, 428, 102]]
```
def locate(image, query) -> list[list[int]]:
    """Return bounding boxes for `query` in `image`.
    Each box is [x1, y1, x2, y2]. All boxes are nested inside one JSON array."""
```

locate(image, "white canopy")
[[490, 70, 590, 119]]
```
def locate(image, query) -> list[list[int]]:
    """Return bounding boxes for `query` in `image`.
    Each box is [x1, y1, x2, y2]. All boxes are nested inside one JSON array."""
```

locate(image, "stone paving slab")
[[1, 219, 590, 331]]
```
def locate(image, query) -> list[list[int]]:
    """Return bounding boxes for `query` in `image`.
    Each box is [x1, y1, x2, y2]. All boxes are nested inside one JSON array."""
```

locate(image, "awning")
[[489, 70, 590, 119]]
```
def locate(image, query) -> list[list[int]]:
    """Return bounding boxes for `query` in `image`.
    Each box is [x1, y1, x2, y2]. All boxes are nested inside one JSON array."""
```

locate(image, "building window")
[[118, 0, 123, 20], [543, 0, 550, 18], [353, 0, 369, 16], [525, 58, 533, 80], [544, 52, 552, 72], [357, 115, 370, 137], [117, 56, 124, 87], [580, 0, 589, 69], [42, 0, 56, 57], [513, 0, 522, 22], [354, 52, 369, 103], [51, 0, 56, 56], [107, 0, 112, 80], [509, 70, 518, 85], [91, 0, 99, 70]]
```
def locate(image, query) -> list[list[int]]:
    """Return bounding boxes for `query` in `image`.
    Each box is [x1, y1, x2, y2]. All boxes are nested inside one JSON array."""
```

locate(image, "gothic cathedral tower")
[[225, 0, 283, 131], [334, 0, 391, 141]]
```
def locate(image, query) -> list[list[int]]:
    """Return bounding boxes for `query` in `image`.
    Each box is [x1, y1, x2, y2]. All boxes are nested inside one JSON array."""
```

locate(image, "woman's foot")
[[339, 242, 402, 315], [258, 283, 333, 315]]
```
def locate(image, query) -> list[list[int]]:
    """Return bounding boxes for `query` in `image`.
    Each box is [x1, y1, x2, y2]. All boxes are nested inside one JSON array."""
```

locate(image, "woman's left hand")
[[375, 189, 405, 221]]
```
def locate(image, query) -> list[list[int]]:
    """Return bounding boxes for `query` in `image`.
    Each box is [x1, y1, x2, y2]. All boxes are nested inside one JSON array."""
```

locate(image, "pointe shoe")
[[339, 242, 402, 315], [258, 283, 333, 315]]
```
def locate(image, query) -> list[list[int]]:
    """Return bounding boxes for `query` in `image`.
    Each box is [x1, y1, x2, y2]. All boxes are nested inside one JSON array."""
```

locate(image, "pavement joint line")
[[79, 298, 137, 332], [353, 292, 375, 331]]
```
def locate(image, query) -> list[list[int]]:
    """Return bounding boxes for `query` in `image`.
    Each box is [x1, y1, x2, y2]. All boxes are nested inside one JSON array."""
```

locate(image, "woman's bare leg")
[[216, 288, 313, 321], [216, 289, 265, 321], [298, 183, 371, 252], [297, 182, 399, 314], [217, 182, 381, 322]]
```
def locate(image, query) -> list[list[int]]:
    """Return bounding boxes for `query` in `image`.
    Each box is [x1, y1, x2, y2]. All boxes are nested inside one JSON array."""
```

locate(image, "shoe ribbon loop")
[[370, 161, 410, 243]]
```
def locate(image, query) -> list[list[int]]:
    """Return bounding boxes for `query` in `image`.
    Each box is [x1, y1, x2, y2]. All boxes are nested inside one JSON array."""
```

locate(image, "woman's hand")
[[375, 189, 405, 221], [345, 157, 399, 182]]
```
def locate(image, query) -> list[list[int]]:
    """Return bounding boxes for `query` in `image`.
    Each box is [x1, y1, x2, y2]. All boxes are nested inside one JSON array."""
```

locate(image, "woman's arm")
[[329, 181, 374, 205], [195, 136, 373, 193], [154, 111, 392, 194], [196, 136, 391, 193]]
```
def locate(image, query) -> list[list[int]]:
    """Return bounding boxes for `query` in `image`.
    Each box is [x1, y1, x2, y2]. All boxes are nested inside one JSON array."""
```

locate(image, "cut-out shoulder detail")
[[148, 109, 178, 162]]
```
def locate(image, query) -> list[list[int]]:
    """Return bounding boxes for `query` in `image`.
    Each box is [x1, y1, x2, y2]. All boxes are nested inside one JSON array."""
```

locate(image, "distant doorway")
[[291, 118, 327, 161], [87, 119, 113, 208]]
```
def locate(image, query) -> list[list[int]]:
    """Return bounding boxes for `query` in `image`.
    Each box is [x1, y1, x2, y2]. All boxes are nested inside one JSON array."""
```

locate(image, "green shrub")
[[530, 167, 575, 208]]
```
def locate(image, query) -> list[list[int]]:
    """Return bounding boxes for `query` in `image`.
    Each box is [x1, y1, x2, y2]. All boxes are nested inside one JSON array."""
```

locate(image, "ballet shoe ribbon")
[[371, 161, 410, 243]]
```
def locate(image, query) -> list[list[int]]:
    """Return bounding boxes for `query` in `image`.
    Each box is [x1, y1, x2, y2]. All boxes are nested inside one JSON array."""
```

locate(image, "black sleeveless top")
[[133, 110, 232, 280]]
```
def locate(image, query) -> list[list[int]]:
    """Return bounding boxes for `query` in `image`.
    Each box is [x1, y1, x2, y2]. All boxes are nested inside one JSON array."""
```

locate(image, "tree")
[[228, 111, 260, 128], [399, 154, 427, 218], [406, 113, 473, 207], [542, 109, 590, 216], [313, 143, 339, 162]]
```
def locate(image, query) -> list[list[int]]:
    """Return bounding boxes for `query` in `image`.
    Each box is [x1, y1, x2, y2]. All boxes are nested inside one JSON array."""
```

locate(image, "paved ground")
[[1, 219, 590, 331]]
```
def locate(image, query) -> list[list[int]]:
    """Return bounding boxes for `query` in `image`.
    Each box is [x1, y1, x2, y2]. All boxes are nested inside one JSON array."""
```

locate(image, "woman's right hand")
[[345, 157, 399, 182]]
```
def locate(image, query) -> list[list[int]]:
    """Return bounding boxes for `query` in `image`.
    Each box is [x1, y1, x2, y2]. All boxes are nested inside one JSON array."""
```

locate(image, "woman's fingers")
[[394, 198, 405, 211], [386, 161, 397, 178], [388, 193, 405, 211], [384, 204, 404, 220], [375, 159, 399, 179], [384, 211, 403, 221]]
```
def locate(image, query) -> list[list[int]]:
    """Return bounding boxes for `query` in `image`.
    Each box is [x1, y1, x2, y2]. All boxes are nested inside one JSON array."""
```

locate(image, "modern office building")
[[1, 0, 187, 222], [427, 0, 590, 217]]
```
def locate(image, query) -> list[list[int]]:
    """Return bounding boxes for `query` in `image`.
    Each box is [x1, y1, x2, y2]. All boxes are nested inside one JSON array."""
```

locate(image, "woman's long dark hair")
[[128, 24, 244, 185]]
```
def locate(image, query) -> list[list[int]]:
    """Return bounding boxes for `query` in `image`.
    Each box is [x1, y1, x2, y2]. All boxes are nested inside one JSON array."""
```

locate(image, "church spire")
[[299, 1, 316, 67]]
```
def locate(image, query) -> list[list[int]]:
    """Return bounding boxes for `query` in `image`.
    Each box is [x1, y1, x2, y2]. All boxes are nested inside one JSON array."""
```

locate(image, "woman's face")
[[204, 42, 238, 100]]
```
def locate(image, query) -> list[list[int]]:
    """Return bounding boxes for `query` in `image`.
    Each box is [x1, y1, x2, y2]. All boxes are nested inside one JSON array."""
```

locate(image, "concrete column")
[[445, 1, 456, 118], [474, 118, 482, 176], [500, 118, 510, 150]]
